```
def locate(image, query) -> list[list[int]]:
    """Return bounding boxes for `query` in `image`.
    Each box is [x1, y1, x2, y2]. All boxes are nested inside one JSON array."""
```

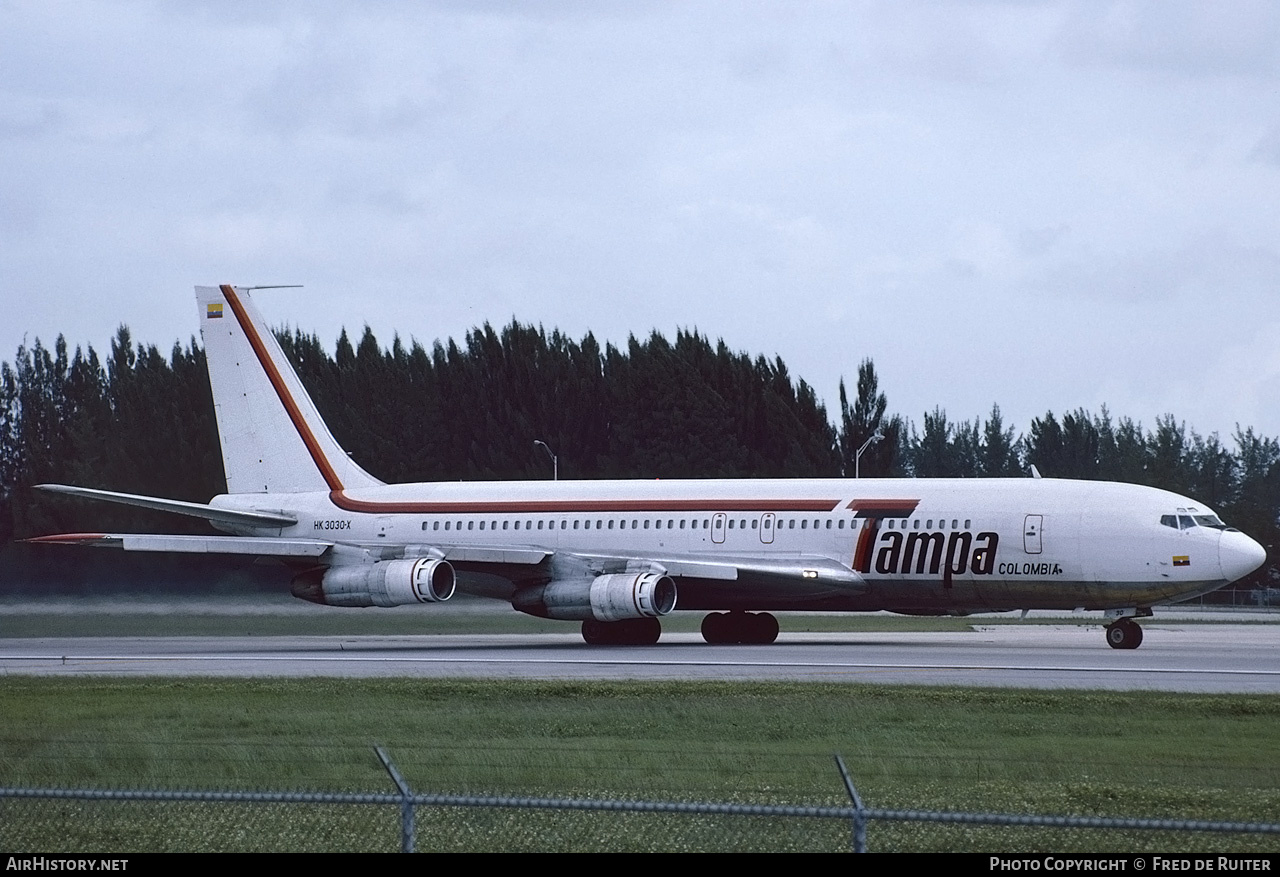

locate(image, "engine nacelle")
[[512, 572, 677, 621], [291, 558, 456, 607]]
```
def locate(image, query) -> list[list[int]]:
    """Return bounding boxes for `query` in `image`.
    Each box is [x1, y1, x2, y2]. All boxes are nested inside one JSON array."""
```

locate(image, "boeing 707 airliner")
[[31, 285, 1267, 649]]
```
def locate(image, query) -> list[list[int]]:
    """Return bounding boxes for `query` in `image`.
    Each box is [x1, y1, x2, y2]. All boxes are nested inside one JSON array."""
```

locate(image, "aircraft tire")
[[701, 612, 730, 644], [751, 612, 780, 645], [582, 617, 662, 646], [1105, 619, 1143, 650], [582, 619, 612, 645], [631, 616, 662, 645], [702, 612, 778, 644]]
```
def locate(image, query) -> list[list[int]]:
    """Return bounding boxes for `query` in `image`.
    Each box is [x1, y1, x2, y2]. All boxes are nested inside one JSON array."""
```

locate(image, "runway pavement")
[[4, 623, 1280, 692]]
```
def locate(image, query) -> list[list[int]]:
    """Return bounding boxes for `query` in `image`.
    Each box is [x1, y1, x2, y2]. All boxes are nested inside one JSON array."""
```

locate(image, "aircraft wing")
[[25, 533, 555, 566], [571, 551, 866, 590], [28, 522, 858, 606], [438, 545, 554, 565], [416, 544, 863, 593], [26, 533, 332, 558]]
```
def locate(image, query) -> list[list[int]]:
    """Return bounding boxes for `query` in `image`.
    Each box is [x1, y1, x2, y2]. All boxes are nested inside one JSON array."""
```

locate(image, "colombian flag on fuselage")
[[207, 303, 223, 319]]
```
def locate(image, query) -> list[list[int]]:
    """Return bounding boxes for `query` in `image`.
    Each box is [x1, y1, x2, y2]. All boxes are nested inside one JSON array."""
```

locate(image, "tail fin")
[[196, 285, 383, 495]]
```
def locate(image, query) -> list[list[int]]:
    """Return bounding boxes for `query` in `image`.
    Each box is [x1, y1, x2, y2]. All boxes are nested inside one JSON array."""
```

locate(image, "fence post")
[[834, 754, 867, 853], [376, 746, 415, 853]]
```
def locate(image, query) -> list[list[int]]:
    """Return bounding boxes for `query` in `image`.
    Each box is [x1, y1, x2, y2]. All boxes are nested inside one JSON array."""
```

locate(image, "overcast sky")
[[4, 1, 1279, 447]]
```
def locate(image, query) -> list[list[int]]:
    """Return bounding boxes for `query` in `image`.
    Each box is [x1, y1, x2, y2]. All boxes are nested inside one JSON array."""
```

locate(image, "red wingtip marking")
[[25, 533, 109, 544]]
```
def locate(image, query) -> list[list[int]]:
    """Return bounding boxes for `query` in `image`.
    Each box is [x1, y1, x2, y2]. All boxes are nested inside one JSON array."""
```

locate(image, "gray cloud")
[[3, 0, 1279, 444]]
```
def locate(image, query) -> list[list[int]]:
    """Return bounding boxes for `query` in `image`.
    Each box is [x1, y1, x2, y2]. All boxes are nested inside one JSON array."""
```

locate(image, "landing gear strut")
[[1105, 618, 1144, 650], [701, 611, 779, 645], [581, 617, 662, 646]]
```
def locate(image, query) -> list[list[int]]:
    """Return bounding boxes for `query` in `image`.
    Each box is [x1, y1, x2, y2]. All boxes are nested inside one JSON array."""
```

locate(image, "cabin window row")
[[889, 518, 971, 530], [418, 516, 972, 532], [417, 518, 845, 532]]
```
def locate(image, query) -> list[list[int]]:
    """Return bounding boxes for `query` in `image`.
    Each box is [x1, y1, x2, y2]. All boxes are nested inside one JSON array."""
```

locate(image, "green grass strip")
[[1, 678, 1278, 851]]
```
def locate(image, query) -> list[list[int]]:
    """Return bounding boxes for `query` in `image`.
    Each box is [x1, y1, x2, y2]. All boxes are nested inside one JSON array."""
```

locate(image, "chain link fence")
[[4, 751, 1279, 853]]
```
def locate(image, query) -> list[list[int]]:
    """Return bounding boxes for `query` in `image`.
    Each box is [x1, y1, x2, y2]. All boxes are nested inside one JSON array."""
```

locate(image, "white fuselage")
[[216, 475, 1252, 614], [33, 285, 1269, 647]]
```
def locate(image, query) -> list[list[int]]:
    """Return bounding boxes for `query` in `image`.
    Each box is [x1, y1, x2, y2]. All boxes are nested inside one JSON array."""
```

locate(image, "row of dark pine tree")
[[2, 321, 1277, 589]]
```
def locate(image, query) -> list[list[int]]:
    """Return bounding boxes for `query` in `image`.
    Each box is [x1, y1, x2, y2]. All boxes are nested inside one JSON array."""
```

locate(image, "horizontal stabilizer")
[[35, 484, 297, 528], [26, 532, 330, 557]]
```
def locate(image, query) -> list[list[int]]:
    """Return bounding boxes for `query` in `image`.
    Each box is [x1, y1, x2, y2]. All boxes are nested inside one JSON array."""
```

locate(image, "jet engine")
[[512, 572, 677, 621], [291, 558, 456, 608]]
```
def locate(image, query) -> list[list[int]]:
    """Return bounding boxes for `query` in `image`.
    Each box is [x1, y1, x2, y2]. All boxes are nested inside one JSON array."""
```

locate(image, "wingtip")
[[24, 533, 111, 545]]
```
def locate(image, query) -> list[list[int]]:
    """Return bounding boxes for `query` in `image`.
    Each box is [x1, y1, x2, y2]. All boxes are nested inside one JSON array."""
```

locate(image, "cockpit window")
[[1161, 512, 1227, 530]]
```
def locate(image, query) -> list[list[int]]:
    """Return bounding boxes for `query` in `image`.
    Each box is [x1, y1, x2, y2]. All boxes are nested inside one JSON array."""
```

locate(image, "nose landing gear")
[[1103, 607, 1152, 650]]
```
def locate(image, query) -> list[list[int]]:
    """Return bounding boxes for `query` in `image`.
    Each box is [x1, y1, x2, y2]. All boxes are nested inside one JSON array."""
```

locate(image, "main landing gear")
[[701, 611, 779, 645], [581, 617, 662, 646], [578, 612, 782, 645], [1104, 618, 1144, 650]]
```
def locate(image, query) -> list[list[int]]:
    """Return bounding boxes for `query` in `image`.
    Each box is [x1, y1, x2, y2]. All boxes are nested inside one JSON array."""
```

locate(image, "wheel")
[[724, 611, 754, 644], [1105, 619, 1143, 650], [751, 612, 779, 645], [582, 619, 612, 645], [701, 612, 729, 644], [701, 612, 779, 644], [630, 617, 662, 645]]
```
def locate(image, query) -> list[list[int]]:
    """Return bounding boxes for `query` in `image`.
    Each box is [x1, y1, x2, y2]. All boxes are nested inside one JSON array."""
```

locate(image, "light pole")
[[533, 440, 558, 481], [855, 428, 884, 479]]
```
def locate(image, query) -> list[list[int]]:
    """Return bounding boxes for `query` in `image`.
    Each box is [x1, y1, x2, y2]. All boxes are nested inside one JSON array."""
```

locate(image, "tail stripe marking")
[[219, 285, 345, 491]]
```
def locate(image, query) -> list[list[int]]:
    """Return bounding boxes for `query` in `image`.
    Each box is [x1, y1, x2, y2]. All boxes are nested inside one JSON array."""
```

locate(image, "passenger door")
[[1024, 514, 1043, 555], [759, 512, 775, 544]]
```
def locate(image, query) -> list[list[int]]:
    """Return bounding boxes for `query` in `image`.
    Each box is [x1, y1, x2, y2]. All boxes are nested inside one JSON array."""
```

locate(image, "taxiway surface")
[[3, 624, 1279, 692]]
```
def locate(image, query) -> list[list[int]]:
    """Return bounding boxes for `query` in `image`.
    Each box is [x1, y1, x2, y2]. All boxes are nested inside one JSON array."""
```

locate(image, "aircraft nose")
[[1219, 529, 1267, 583]]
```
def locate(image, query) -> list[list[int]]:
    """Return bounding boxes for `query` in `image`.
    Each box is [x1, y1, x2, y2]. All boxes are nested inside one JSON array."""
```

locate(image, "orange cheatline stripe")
[[219, 285, 345, 492], [329, 493, 841, 514], [847, 499, 919, 514]]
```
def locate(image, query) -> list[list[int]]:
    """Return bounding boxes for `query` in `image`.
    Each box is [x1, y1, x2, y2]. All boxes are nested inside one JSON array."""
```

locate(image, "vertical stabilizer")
[[196, 285, 383, 495]]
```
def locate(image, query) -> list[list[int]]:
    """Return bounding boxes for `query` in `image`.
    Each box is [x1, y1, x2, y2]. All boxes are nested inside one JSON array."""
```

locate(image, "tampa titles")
[[850, 499, 999, 579]]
